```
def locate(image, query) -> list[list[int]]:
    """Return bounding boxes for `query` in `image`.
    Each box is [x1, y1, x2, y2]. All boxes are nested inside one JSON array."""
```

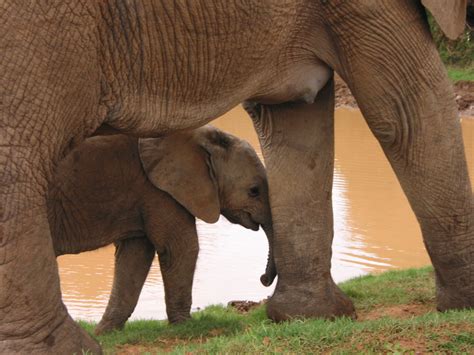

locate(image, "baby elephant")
[[48, 126, 276, 335]]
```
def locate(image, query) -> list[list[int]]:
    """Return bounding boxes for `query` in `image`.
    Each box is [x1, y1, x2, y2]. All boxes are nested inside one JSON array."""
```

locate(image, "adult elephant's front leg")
[[248, 78, 355, 320]]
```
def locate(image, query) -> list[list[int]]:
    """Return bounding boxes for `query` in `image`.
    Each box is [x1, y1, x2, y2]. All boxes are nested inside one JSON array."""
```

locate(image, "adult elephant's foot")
[[44, 314, 102, 354], [1, 313, 101, 354], [436, 283, 474, 312], [418, 216, 474, 313], [266, 279, 356, 321], [0, 207, 101, 354]]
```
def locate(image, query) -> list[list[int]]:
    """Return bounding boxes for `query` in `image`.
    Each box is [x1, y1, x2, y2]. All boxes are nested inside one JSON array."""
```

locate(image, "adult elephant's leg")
[[95, 238, 155, 335], [0, 155, 101, 353], [249, 78, 355, 320], [2, 2, 104, 349], [327, 1, 473, 310]]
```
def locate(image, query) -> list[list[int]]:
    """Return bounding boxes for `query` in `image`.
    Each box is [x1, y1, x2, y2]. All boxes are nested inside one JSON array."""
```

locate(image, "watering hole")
[[58, 107, 473, 321]]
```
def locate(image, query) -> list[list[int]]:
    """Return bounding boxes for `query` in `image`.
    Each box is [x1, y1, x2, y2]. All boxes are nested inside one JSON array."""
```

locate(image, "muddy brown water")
[[58, 107, 473, 321]]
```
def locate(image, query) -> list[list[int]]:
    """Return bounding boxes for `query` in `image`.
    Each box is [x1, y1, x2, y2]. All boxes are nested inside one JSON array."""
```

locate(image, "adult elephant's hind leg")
[[95, 238, 155, 335], [249, 78, 355, 321], [362, 89, 473, 310], [330, 0, 474, 311], [364, 81, 473, 310]]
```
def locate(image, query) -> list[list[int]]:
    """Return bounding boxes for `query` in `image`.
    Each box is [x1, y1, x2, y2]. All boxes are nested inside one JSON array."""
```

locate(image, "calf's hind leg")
[[95, 238, 155, 335]]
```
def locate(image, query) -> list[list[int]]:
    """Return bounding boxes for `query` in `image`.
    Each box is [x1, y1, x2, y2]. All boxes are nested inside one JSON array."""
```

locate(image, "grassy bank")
[[80, 267, 474, 353], [447, 65, 474, 82]]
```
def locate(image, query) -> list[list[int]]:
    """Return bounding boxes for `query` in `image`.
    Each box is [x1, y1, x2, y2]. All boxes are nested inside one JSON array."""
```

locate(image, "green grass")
[[80, 267, 474, 354], [447, 66, 474, 82]]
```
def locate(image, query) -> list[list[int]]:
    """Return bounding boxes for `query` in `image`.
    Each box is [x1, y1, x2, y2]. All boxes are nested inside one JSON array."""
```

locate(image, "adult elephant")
[[1, 0, 472, 353]]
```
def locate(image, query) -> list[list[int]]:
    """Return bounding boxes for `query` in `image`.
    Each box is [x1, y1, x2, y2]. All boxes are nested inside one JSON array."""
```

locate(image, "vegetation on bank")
[[80, 267, 474, 354], [447, 66, 474, 82]]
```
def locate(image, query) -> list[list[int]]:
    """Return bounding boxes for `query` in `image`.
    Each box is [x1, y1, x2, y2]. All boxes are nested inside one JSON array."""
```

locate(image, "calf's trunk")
[[260, 223, 277, 287]]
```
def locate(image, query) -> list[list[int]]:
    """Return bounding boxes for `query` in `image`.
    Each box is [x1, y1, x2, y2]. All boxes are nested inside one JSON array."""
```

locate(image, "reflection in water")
[[59, 107, 473, 321]]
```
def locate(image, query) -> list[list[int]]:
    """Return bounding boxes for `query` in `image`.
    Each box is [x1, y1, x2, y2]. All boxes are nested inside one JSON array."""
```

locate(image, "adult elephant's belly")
[[249, 61, 333, 105], [104, 59, 332, 138]]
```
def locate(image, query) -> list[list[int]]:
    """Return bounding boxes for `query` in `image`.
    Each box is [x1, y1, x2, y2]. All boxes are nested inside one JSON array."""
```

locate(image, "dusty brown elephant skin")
[[48, 126, 275, 335], [1, 0, 472, 353]]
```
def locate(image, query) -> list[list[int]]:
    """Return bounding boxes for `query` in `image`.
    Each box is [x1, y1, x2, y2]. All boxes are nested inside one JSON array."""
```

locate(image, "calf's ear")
[[138, 135, 220, 223]]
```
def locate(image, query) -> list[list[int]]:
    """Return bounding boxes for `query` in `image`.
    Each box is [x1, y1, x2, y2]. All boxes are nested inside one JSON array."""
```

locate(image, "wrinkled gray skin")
[[1, 0, 472, 353], [47, 126, 275, 334]]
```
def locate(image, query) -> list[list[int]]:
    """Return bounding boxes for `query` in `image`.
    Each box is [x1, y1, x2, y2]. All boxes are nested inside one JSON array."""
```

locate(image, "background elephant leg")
[[250, 78, 355, 321], [95, 238, 155, 335], [155, 225, 199, 324], [326, 1, 473, 310], [0, 162, 100, 353]]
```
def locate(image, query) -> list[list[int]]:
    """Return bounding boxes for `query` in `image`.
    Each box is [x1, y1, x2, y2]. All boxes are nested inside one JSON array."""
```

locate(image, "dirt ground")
[[334, 75, 474, 117], [358, 303, 434, 321], [227, 300, 265, 313], [227, 299, 435, 321]]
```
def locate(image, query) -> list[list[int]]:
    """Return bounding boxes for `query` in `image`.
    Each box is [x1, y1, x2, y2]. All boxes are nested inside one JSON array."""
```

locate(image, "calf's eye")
[[248, 186, 260, 198]]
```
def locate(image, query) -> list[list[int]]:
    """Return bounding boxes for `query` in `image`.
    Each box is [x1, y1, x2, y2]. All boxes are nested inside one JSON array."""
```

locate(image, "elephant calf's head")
[[138, 125, 276, 286]]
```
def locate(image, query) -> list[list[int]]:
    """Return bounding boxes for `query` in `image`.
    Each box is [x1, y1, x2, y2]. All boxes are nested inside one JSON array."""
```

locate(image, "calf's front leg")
[[156, 224, 199, 324]]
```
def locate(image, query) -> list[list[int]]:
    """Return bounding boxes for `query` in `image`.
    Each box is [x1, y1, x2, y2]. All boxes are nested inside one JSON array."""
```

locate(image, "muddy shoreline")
[[335, 75, 474, 117]]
